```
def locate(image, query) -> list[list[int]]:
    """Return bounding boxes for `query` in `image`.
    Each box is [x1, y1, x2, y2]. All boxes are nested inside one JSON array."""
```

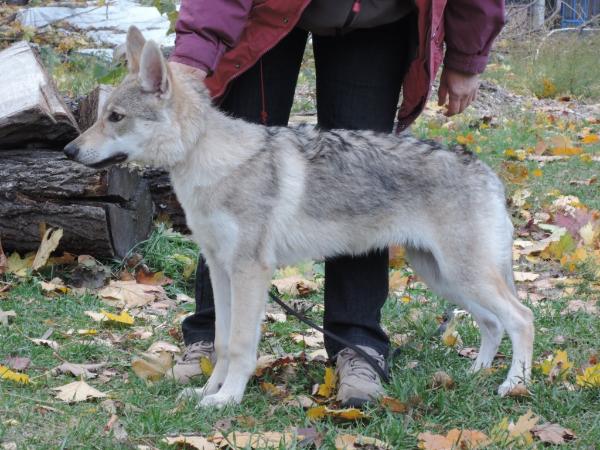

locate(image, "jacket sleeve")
[[169, 0, 253, 74], [443, 0, 505, 74]]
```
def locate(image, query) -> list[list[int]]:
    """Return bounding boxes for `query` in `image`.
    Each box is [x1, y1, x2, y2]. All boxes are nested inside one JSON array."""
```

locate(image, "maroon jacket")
[[170, 0, 505, 130]]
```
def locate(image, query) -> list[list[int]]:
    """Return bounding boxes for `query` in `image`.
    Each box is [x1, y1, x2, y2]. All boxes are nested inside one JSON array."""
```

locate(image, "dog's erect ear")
[[126, 25, 146, 73], [139, 40, 170, 96]]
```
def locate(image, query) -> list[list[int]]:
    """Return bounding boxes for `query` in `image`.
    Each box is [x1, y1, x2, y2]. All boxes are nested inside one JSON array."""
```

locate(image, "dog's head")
[[64, 26, 201, 169]]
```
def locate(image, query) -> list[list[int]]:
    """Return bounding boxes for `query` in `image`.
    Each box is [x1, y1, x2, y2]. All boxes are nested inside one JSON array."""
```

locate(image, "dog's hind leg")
[[405, 246, 533, 396], [200, 261, 272, 407]]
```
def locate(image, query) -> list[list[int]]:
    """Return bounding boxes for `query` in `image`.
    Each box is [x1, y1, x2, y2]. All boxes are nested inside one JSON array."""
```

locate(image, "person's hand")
[[169, 61, 207, 81], [437, 68, 479, 116]]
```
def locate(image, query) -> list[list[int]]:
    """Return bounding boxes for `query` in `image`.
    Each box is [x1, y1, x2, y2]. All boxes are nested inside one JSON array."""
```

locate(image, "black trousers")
[[182, 16, 415, 359]]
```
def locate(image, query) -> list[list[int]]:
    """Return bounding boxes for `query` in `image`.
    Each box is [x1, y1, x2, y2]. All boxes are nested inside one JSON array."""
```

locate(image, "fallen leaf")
[[104, 414, 129, 442], [51, 362, 106, 379], [0, 364, 30, 384], [135, 265, 172, 286], [40, 278, 69, 294], [260, 382, 288, 398], [98, 280, 165, 308], [164, 435, 216, 449], [101, 310, 134, 325], [291, 330, 324, 348], [531, 422, 576, 444], [418, 429, 490, 450], [576, 362, 600, 387], [220, 431, 297, 449], [315, 367, 337, 398], [458, 347, 479, 359], [581, 134, 599, 144], [492, 410, 538, 446], [31, 338, 59, 351], [272, 276, 318, 297], [380, 396, 408, 413], [265, 312, 286, 323], [540, 350, 573, 381], [335, 434, 391, 450], [32, 228, 63, 271], [513, 271, 539, 282], [440, 315, 461, 348], [254, 354, 299, 377], [52, 380, 106, 402], [200, 356, 213, 376], [131, 351, 173, 381], [3, 356, 31, 371], [147, 341, 180, 354], [431, 371, 454, 389], [285, 395, 317, 409], [6, 252, 35, 277], [307, 406, 368, 421]]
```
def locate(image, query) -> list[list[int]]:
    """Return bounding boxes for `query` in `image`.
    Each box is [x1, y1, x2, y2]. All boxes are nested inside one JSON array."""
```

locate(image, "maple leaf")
[[52, 380, 106, 402], [32, 228, 63, 271], [539, 350, 573, 381], [418, 429, 490, 450], [0, 364, 30, 384], [272, 275, 318, 297], [51, 362, 107, 379], [576, 363, 600, 387], [98, 280, 165, 308], [131, 351, 173, 381], [6, 252, 35, 277], [380, 396, 408, 413], [531, 422, 576, 444], [291, 330, 324, 348], [307, 406, 367, 421]]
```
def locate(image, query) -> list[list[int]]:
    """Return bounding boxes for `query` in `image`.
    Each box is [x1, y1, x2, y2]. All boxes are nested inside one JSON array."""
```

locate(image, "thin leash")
[[268, 289, 390, 383]]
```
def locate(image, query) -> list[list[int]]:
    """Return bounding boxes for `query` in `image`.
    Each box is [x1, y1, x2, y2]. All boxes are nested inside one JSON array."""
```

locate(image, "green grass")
[[486, 33, 600, 101]]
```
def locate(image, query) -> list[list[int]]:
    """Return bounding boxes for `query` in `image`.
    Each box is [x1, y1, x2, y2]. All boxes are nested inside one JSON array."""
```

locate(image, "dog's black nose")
[[64, 142, 79, 159]]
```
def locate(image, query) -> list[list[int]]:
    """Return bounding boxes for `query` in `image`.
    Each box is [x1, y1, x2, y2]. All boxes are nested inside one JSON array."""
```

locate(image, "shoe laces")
[[336, 347, 384, 382], [181, 340, 213, 361]]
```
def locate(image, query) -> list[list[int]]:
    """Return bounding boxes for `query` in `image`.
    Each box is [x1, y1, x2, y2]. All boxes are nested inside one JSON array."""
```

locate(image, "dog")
[[64, 26, 534, 408]]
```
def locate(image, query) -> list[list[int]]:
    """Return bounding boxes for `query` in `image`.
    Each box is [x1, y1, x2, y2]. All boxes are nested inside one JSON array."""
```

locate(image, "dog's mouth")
[[88, 153, 128, 169]]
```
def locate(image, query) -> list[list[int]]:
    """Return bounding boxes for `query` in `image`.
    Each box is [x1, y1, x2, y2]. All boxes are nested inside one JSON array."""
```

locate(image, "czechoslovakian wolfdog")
[[64, 26, 534, 407]]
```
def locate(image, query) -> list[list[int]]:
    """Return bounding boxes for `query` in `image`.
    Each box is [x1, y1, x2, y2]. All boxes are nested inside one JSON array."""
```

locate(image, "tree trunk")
[[532, 0, 546, 30], [0, 42, 79, 149], [77, 84, 113, 131], [0, 150, 153, 258]]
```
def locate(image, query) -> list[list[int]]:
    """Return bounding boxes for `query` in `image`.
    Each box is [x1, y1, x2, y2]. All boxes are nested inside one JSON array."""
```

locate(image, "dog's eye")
[[108, 111, 125, 122]]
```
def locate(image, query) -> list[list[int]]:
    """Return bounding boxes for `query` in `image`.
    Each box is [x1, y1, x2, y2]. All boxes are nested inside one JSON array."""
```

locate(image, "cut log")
[[0, 150, 153, 258], [0, 41, 79, 149], [77, 84, 113, 131], [143, 168, 189, 233]]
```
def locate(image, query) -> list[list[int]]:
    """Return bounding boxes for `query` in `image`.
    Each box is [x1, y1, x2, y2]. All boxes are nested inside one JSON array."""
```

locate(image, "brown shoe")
[[335, 345, 386, 408], [166, 340, 216, 384]]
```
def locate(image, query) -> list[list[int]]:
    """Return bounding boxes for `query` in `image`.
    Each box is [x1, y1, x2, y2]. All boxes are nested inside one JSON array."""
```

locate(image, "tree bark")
[[0, 42, 79, 149], [0, 150, 153, 258]]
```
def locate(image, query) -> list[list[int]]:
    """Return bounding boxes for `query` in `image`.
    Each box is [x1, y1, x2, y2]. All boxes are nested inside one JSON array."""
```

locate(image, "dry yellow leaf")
[[40, 278, 69, 294], [101, 310, 134, 325], [52, 380, 106, 402], [272, 275, 318, 297], [32, 228, 63, 271], [581, 134, 599, 144], [0, 364, 30, 384], [131, 351, 173, 381], [576, 363, 600, 387], [220, 431, 298, 449], [6, 252, 35, 277], [316, 367, 337, 397], [418, 429, 490, 450], [307, 406, 367, 421], [540, 350, 573, 381], [99, 280, 165, 308]]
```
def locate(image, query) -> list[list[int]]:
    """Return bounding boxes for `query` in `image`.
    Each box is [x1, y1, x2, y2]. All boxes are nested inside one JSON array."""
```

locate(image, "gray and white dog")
[[64, 26, 534, 407]]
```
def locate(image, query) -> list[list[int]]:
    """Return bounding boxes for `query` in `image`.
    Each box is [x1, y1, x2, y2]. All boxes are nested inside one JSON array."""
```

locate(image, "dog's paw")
[[199, 393, 240, 408], [176, 387, 204, 403], [497, 380, 529, 397]]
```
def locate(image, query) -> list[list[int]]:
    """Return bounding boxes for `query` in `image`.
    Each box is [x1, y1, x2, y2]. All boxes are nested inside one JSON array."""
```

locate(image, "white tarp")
[[17, 0, 174, 53]]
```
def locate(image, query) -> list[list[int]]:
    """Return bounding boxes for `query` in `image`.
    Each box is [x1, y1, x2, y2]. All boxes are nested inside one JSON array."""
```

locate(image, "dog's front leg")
[[200, 261, 271, 408], [178, 255, 231, 403]]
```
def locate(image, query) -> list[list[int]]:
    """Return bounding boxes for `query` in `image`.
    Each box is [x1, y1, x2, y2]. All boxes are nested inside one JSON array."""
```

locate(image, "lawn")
[[1, 101, 600, 449]]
